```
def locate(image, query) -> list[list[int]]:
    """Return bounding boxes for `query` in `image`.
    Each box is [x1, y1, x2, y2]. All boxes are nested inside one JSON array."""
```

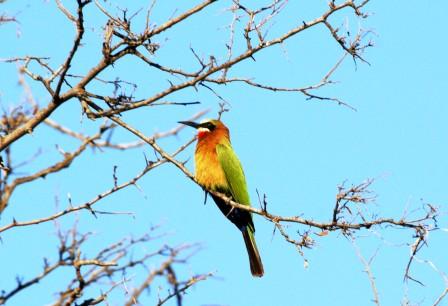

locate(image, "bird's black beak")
[[178, 121, 201, 129]]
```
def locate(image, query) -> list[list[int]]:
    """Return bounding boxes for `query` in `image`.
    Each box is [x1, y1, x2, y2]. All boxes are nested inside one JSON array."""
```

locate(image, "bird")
[[179, 119, 264, 277]]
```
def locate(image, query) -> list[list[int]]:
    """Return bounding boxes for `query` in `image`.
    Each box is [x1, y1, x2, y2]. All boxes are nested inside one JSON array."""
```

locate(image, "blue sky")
[[1, 1, 447, 305]]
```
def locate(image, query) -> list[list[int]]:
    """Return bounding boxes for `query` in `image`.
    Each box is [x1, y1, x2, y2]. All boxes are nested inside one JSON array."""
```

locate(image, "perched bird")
[[179, 119, 264, 277]]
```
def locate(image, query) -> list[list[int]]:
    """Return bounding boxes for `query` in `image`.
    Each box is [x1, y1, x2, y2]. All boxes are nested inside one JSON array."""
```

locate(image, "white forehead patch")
[[200, 118, 213, 124]]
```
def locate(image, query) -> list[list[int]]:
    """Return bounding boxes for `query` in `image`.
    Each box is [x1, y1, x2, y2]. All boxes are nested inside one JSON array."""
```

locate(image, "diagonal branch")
[[53, 0, 90, 98], [0, 130, 105, 213], [149, 0, 218, 37], [89, 1, 371, 117]]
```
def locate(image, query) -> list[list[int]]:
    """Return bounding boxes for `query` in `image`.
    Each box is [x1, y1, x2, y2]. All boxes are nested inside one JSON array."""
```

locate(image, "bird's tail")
[[242, 227, 264, 277]]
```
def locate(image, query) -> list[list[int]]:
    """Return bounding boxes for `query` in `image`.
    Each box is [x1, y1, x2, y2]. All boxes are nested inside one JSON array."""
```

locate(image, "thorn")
[[113, 165, 118, 188], [181, 157, 190, 166], [86, 204, 97, 218], [203, 190, 208, 205], [43, 257, 49, 269], [67, 193, 73, 208], [143, 152, 150, 166]]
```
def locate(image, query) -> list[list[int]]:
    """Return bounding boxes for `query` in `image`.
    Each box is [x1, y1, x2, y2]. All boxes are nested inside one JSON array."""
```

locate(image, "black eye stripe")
[[201, 122, 216, 130]]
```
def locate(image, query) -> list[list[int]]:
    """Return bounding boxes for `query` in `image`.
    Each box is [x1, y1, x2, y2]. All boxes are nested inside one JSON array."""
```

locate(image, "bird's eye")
[[207, 123, 215, 130]]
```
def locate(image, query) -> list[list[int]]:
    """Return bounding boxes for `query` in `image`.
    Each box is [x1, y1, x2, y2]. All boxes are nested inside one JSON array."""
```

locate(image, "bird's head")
[[178, 119, 229, 140]]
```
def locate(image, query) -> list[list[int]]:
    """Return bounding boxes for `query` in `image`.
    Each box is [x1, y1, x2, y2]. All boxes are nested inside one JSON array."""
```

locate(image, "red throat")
[[197, 130, 209, 139]]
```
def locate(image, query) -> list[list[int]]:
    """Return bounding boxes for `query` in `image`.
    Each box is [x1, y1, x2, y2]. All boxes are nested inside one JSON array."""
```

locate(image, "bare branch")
[[0, 128, 107, 213], [53, 0, 91, 99], [351, 238, 381, 306], [148, 0, 217, 37], [157, 273, 213, 306]]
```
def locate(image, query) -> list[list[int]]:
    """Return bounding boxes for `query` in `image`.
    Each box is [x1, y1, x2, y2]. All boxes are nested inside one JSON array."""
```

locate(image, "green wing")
[[216, 143, 251, 206]]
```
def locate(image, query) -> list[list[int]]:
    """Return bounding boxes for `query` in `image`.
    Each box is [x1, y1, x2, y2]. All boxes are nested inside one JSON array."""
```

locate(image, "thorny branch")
[[1, 0, 443, 305], [0, 222, 208, 305], [1, 0, 215, 151], [88, 0, 372, 118], [106, 115, 438, 286], [351, 238, 381, 306], [1, 0, 373, 151], [0, 124, 110, 213], [0, 111, 204, 233]]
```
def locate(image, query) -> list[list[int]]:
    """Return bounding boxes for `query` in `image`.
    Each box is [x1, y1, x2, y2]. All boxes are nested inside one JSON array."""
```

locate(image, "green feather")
[[216, 143, 250, 206], [216, 142, 264, 277]]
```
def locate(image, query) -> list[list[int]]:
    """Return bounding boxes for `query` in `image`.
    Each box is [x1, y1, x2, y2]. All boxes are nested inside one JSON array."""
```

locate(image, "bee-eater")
[[179, 119, 264, 277]]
